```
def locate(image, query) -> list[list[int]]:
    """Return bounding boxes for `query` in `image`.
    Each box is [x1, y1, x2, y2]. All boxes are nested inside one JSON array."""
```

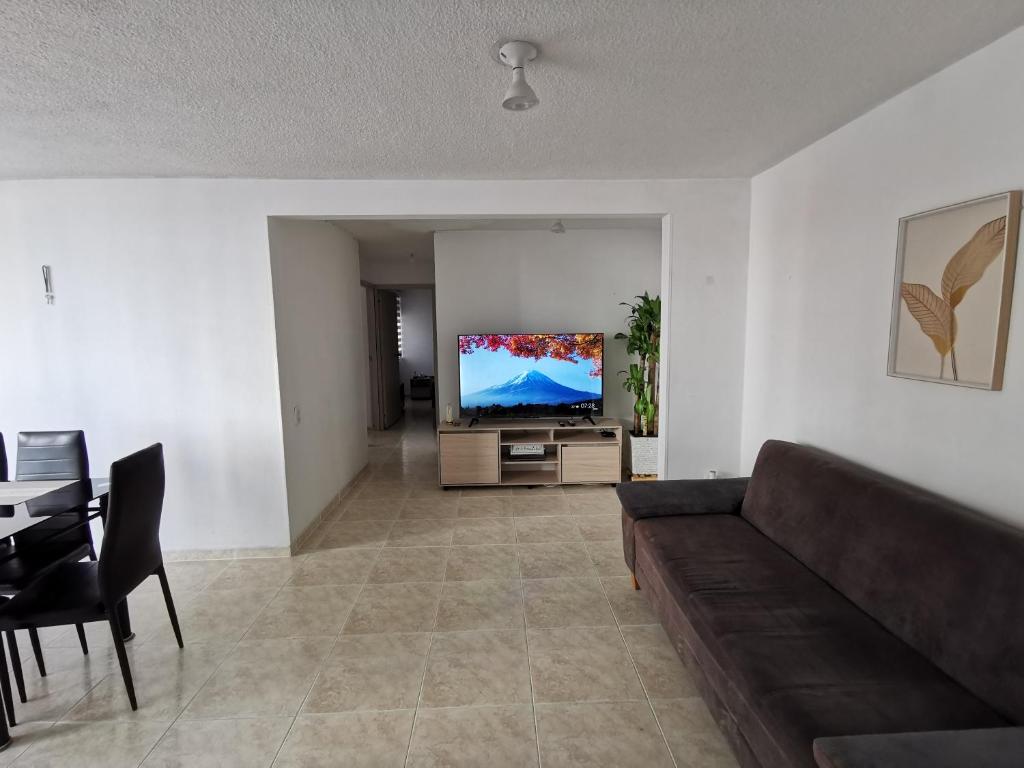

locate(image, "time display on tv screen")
[[458, 333, 604, 418]]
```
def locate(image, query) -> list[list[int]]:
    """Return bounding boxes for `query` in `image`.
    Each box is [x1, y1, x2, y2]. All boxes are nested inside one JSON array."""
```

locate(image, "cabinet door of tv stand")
[[439, 432, 500, 485], [561, 444, 620, 483]]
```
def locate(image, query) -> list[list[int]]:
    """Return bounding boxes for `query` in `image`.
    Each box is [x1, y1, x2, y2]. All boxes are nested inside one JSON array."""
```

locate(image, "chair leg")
[[156, 565, 184, 649], [4, 633, 26, 704], [630, 572, 640, 591], [85, 516, 98, 561], [0, 634, 16, 727], [75, 624, 89, 656], [115, 600, 134, 642], [107, 613, 137, 711], [28, 629, 46, 677]]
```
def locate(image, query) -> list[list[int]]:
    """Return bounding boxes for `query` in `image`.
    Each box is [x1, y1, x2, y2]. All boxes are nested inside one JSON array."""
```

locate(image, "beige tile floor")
[[0, 407, 738, 767]]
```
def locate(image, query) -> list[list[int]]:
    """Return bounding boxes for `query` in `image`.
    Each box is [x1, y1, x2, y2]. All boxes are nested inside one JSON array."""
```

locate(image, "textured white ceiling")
[[2, 1, 1022, 179]]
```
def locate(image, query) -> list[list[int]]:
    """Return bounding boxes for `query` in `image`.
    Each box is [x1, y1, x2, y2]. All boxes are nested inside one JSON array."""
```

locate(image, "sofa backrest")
[[742, 439, 1024, 724]]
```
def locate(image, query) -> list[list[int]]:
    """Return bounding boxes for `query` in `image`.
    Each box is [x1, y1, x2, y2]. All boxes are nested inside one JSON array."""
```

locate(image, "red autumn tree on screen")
[[458, 334, 603, 378]]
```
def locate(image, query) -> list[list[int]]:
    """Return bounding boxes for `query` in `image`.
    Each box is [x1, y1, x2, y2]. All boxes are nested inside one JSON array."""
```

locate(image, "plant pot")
[[626, 432, 659, 476]]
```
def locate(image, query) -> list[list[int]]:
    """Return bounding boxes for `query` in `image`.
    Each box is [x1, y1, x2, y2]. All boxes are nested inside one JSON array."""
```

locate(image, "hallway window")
[[396, 294, 403, 357]]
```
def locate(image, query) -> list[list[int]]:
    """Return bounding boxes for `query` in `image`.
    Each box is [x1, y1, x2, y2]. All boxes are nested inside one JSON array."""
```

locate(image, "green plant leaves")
[[619, 363, 646, 396], [617, 294, 661, 435]]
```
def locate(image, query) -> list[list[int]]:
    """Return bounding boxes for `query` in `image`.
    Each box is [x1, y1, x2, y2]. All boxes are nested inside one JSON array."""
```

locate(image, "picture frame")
[[888, 190, 1021, 390]]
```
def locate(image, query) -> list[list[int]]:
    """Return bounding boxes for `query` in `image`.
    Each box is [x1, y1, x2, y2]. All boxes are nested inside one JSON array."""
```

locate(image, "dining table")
[[0, 478, 127, 751]]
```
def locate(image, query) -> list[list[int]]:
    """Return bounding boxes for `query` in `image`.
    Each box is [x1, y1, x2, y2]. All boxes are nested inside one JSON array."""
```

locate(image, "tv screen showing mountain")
[[458, 333, 604, 418]]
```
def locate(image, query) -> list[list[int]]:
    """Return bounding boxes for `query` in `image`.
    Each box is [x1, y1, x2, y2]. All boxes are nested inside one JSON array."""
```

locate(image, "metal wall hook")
[[42, 265, 55, 305]]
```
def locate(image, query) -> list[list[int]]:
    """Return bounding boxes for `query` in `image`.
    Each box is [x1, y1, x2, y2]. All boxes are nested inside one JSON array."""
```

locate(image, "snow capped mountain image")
[[461, 370, 601, 408], [458, 333, 604, 417]]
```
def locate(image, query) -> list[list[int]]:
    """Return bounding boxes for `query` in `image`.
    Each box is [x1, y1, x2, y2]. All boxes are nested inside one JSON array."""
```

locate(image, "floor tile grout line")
[[28, 572, 220, 741], [519, 565, 544, 768], [168, 698, 664, 719], [130, 720, 177, 768], [134, 566, 299, 767], [596, 576, 680, 768], [9, 661, 117, 765], [267, 564, 377, 767], [401, 545, 448, 767]]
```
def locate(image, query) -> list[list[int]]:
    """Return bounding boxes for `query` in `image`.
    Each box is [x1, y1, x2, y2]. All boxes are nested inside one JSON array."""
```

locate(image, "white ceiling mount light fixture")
[[495, 40, 539, 111], [550, 220, 566, 234]]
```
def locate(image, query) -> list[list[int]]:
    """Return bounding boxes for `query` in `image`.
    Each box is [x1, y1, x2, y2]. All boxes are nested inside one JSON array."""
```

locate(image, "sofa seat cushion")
[[636, 515, 865, 638], [762, 685, 1006, 768], [634, 515, 1004, 767]]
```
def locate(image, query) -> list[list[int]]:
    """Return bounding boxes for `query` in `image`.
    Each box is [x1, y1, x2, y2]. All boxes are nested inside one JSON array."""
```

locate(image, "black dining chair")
[[0, 443, 181, 721], [14, 430, 98, 561], [0, 431, 96, 707]]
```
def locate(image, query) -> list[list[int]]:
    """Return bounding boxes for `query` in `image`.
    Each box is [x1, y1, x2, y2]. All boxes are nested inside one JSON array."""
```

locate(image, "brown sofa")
[[617, 439, 1024, 768]]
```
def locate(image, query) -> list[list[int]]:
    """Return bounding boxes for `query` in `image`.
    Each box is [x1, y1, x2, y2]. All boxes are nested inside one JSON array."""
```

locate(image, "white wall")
[[360, 254, 435, 285], [434, 229, 662, 425], [398, 288, 435, 393], [0, 178, 750, 554], [268, 219, 367, 543], [743, 27, 1024, 526], [0, 181, 290, 552]]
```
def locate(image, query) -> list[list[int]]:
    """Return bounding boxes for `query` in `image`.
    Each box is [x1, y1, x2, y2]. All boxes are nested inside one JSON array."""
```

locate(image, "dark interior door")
[[375, 289, 403, 428]]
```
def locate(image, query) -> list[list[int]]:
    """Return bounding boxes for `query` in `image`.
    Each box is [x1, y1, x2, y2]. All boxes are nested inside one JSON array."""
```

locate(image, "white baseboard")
[[290, 463, 370, 555], [162, 547, 293, 561], [161, 465, 370, 562]]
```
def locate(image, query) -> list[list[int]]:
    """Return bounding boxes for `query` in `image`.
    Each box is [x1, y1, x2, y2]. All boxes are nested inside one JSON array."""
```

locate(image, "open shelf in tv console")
[[437, 418, 622, 488]]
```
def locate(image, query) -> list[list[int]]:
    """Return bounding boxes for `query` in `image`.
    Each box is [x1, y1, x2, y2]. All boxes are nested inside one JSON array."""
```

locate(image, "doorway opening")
[[340, 220, 439, 433], [268, 214, 664, 547], [338, 217, 664, 480], [363, 284, 437, 431]]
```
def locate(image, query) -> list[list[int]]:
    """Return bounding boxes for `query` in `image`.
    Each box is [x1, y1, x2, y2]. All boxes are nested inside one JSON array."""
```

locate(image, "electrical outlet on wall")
[[706, 469, 718, 479]]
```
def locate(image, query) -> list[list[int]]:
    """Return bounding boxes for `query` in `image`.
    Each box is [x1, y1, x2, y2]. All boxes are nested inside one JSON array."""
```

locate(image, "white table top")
[[0, 480, 74, 506]]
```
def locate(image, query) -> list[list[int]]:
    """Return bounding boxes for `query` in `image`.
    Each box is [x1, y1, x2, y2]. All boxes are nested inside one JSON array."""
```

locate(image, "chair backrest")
[[14, 431, 92, 551], [0, 433, 7, 482], [97, 444, 166, 603], [15, 431, 89, 481]]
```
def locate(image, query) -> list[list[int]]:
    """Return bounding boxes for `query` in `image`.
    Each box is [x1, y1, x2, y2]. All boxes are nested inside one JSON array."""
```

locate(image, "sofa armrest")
[[813, 728, 1024, 768], [616, 478, 749, 522], [617, 478, 748, 575]]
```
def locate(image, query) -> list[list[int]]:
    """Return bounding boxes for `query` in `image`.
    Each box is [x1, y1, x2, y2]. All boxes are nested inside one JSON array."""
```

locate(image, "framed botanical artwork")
[[888, 190, 1021, 389]]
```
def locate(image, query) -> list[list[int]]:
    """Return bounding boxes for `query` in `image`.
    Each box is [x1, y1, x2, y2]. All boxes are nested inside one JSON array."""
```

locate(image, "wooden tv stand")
[[437, 418, 622, 488]]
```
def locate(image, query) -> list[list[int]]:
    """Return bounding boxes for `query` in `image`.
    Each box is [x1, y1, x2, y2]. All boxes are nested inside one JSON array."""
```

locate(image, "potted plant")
[[615, 293, 660, 476]]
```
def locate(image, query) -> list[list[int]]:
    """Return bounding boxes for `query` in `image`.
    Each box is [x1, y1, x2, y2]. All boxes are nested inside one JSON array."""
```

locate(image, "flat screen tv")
[[459, 333, 604, 419]]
